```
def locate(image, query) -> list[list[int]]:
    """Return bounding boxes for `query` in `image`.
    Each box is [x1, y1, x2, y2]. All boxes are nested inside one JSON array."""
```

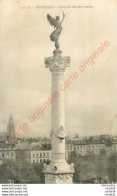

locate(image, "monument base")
[[43, 161, 74, 184], [44, 173, 73, 184]]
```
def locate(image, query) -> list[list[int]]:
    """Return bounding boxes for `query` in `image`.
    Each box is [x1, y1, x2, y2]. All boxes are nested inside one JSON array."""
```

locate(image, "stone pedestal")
[[44, 49, 74, 184]]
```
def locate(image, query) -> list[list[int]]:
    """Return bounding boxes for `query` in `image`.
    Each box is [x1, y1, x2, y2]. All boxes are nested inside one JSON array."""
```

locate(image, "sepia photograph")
[[0, 0, 117, 186]]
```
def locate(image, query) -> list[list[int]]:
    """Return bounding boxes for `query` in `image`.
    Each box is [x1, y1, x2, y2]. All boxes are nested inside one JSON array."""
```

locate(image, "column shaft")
[[51, 72, 66, 162]]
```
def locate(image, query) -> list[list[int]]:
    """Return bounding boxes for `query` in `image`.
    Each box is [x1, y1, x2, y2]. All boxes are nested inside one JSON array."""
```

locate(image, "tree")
[[67, 151, 113, 184], [0, 159, 39, 184], [32, 163, 45, 184], [108, 154, 117, 183]]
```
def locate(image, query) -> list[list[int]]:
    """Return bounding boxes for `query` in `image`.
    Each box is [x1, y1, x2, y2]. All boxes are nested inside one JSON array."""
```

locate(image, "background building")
[[66, 135, 117, 159], [24, 146, 51, 163], [0, 144, 16, 165]]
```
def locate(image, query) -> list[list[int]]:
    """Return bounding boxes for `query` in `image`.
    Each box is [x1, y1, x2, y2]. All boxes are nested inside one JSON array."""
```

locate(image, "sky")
[[0, 0, 117, 138]]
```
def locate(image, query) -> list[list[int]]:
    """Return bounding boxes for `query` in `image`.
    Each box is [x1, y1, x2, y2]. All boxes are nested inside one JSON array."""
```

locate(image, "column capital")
[[45, 53, 70, 73]]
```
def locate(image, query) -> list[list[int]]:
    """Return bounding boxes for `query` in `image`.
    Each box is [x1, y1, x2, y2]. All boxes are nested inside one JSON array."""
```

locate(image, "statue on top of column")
[[47, 11, 65, 49]]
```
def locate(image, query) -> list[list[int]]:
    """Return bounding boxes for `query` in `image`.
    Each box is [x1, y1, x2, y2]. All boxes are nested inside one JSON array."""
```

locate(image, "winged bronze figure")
[[47, 12, 65, 49]]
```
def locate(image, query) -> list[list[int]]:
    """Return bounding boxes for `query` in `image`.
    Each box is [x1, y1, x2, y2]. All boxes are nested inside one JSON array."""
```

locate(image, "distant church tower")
[[7, 114, 15, 138]]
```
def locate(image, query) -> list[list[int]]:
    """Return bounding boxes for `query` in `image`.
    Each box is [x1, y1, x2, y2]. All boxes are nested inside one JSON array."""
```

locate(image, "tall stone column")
[[43, 49, 74, 184]]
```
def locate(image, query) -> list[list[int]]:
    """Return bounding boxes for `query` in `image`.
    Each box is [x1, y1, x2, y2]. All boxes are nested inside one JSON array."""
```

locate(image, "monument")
[[43, 12, 74, 184]]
